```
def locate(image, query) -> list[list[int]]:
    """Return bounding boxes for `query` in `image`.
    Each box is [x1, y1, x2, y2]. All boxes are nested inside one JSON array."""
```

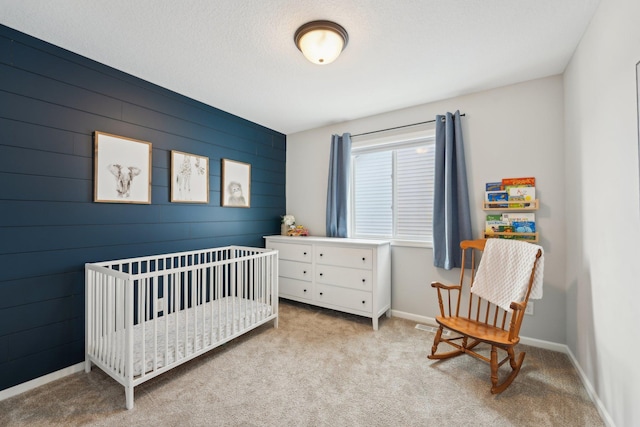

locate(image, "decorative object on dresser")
[[281, 214, 296, 235], [264, 235, 391, 330], [85, 246, 278, 409]]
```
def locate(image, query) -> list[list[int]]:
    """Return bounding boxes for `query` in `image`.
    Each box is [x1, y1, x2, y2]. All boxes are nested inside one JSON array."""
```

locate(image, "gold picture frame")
[[93, 131, 152, 204], [221, 158, 251, 208]]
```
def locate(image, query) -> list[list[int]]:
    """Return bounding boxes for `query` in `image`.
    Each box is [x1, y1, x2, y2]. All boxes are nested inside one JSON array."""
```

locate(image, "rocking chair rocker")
[[428, 238, 543, 393]]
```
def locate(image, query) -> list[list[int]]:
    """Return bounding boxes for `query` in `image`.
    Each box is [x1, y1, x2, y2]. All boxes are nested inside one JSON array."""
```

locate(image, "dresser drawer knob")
[[303, 271, 307, 274], [303, 252, 307, 256], [362, 300, 366, 304], [362, 279, 366, 283], [362, 257, 366, 261], [320, 292, 323, 296], [303, 289, 307, 293], [319, 273, 323, 276]]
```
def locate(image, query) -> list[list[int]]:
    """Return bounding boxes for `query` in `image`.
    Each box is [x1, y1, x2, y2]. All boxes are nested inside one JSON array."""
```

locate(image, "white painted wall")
[[564, 0, 640, 425], [287, 75, 566, 343]]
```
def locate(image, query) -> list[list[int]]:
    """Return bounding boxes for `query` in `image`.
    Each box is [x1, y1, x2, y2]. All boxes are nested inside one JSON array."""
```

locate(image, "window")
[[351, 131, 435, 245]]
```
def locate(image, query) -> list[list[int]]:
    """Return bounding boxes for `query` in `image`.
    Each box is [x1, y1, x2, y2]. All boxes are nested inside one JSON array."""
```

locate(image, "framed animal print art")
[[221, 158, 251, 208], [171, 150, 209, 203], [94, 131, 152, 204]]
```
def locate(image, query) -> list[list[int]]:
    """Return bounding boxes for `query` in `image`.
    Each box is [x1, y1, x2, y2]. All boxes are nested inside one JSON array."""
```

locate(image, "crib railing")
[[85, 246, 278, 409]]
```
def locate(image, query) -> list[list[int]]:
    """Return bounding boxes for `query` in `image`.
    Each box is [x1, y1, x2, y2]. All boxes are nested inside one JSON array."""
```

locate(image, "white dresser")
[[264, 235, 391, 330]]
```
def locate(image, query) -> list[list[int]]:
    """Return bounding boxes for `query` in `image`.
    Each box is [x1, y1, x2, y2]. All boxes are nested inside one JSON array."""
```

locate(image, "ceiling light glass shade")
[[294, 20, 349, 65]]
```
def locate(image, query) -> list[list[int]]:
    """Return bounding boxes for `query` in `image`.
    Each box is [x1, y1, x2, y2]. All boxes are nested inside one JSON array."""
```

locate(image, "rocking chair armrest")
[[510, 301, 526, 312], [431, 281, 461, 318], [430, 281, 461, 291]]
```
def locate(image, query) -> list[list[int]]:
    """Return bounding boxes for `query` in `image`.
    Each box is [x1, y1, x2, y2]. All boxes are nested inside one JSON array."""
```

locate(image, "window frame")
[[349, 126, 436, 248]]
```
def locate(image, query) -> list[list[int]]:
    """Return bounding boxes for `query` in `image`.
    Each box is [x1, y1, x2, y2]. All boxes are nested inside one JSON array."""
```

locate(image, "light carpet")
[[0, 300, 604, 426]]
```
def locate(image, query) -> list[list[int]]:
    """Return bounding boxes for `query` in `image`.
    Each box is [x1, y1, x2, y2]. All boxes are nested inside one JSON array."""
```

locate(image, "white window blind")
[[351, 136, 435, 244], [353, 151, 392, 236], [395, 145, 434, 240]]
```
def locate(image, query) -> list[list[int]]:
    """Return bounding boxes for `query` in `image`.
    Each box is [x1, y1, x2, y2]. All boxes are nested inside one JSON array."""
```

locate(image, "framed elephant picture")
[[93, 131, 152, 204]]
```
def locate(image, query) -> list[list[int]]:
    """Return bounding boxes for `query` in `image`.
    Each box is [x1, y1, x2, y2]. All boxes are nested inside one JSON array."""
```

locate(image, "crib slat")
[[153, 276, 158, 373]]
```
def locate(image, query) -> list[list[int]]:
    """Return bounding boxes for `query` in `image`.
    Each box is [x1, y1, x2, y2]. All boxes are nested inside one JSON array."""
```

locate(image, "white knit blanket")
[[471, 239, 544, 312]]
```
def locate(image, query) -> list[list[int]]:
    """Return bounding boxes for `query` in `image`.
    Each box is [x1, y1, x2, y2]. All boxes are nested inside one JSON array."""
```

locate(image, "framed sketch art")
[[94, 131, 152, 204], [221, 158, 251, 208], [171, 150, 209, 203]]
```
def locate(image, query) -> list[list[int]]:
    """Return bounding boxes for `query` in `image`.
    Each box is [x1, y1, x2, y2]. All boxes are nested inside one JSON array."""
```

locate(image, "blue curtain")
[[326, 133, 352, 237], [433, 111, 472, 269]]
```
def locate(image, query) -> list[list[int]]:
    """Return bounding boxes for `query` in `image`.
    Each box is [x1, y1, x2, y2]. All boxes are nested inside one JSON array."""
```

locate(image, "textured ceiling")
[[0, 0, 600, 135]]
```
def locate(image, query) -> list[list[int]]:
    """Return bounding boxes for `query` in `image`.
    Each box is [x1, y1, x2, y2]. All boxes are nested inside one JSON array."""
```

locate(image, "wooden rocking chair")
[[428, 239, 543, 393]]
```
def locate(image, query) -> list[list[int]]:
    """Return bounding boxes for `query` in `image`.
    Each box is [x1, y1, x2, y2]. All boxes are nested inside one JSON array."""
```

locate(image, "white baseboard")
[[564, 347, 616, 427], [0, 362, 85, 402], [390, 309, 439, 326], [392, 309, 565, 352], [391, 309, 615, 427]]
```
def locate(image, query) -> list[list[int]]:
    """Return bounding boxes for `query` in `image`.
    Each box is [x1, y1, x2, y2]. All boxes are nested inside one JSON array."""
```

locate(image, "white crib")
[[85, 246, 278, 409]]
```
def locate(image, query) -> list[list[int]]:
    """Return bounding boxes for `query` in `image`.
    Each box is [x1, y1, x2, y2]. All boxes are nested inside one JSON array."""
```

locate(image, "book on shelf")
[[507, 186, 536, 201], [485, 191, 509, 208], [505, 185, 536, 208], [502, 177, 535, 187], [498, 225, 514, 233], [485, 213, 536, 234], [501, 212, 535, 223], [485, 232, 537, 242], [485, 214, 509, 233], [485, 182, 503, 191], [511, 221, 536, 233]]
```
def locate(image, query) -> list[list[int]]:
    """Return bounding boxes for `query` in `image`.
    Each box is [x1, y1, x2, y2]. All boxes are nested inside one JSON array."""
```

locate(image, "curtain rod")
[[351, 113, 465, 138]]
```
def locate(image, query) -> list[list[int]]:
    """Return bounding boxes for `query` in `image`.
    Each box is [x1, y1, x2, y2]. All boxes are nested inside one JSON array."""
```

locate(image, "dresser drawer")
[[315, 246, 373, 269], [316, 265, 372, 291], [267, 242, 313, 263], [279, 277, 313, 300], [316, 284, 372, 313], [280, 260, 312, 282]]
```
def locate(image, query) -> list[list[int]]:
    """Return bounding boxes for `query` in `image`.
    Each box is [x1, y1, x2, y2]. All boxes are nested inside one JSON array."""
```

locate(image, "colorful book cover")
[[502, 212, 535, 223], [502, 177, 535, 187], [485, 191, 509, 208], [485, 182, 502, 191], [485, 191, 508, 202], [512, 234, 537, 241], [485, 217, 509, 233], [507, 186, 536, 201], [511, 221, 536, 233]]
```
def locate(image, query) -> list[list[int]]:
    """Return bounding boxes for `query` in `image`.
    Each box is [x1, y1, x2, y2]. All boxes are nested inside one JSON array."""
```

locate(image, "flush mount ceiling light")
[[294, 20, 349, 65]]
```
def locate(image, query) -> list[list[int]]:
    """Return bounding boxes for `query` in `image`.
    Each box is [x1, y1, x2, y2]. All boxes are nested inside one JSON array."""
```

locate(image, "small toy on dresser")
[[280, 215, 309, 236], [287, 225, 309, 236], [281, 214, 296, 235]]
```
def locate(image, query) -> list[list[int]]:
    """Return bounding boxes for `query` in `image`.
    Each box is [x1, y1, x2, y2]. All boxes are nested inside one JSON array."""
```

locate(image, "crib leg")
[[84, 357, 92, 373], [273, 317, 279, 328], [125, 386, 134, 410]]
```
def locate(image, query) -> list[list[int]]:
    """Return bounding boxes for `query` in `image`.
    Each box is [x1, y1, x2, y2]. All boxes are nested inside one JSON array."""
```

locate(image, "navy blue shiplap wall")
[[0, 24, 286, 391]]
